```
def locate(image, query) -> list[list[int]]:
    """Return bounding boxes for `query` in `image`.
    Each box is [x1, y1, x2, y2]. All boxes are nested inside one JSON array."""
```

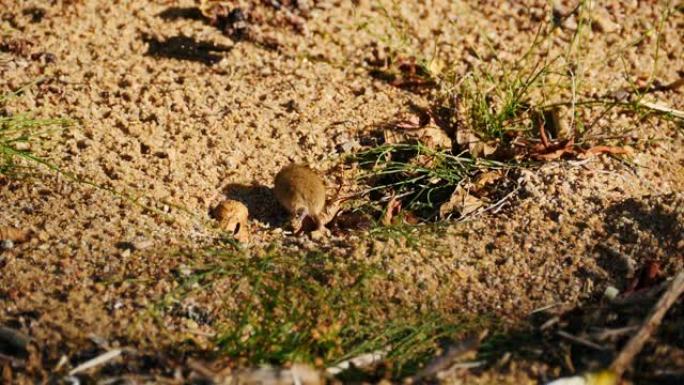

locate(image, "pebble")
[[0, 239, 14, 251], [603, 286, 619, 301], [592, 7, 620, 33], [132, 239, 153, 250], [337, 140, 360, 153]]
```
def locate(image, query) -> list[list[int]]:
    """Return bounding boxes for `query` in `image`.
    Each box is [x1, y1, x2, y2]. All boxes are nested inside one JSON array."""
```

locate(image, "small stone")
[[13, 142, 30, 151], [185, 319, 199, 330], [604, 286, 619, 300], [0, 239, 14, 251], [178, 264, 192, 276], [552, 1, 577, 30], [132, 239, 153, 250], [337, 140, 359, 153], [592, 8, 620, 33]]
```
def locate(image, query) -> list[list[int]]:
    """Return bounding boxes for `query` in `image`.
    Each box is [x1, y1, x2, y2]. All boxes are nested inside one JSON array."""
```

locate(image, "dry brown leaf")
[[577, 145, 632, 159], [416, 126, 452, 150], [529, 138, 575, 160], [384, 123, 452, 150], [532, 147, 573, 160], [408, 154, 436, 170], [531, 107, 572, 156], [455, 128, 497, 157], [382, 195, 401, 226], [625, 261, 663, 294], [473, 171, 503, 190], [0, 227, 31, 242], [383, 128, 405, 145], [439, 186, 485, 218], [393, 110, 427, 130], [212, 199, 249, 243], [470, 140, 498, 158], [536, 112, 551, 148]]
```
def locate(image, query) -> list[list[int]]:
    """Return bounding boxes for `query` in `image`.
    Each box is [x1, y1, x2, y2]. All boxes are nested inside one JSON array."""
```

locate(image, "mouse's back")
[[273, 164, 326, 217]]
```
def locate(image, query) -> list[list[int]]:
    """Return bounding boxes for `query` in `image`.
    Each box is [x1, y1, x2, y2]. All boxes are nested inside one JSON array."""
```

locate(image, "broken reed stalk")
[[610, 270, 684, 377], [68, 349, 123, 376], [638, 100, 684, 120]]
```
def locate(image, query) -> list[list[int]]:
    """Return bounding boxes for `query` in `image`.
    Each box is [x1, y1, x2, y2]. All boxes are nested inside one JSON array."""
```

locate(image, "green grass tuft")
[[351, 1, 682, 220], [1, 85, 71, 176], [0, 111, 71, 177], [160, 246, 488, 378], [353, 143, 514, 217]]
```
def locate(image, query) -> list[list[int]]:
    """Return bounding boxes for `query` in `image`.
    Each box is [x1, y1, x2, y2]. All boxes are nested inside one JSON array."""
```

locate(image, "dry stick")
[[326, 349, 389, 376], [68, 349, 123, 376], [610, 270, 684, 378], [557, 330, 608, 351], [409, 331, 486, 382], [538, 113, 551, 148], [611, 279, 670, 307], [590, 325, 640, 342], [186, 359, 217, 380], [634, 76, 684, 94], [638, 101, 684, 120]]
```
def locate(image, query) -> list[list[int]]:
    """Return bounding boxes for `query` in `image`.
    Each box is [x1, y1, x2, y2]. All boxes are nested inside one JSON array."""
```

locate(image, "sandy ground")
[[1, 0, 683, 383]]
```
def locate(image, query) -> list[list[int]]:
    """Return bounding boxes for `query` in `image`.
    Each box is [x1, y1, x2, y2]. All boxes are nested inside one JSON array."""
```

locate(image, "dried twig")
[[538, 115, 551, 148], [68, 349, 123, 376], [609, 76, 684, 100], [381, 194, 401, 225], [633, 76, 684, 95], [638, 101, 684, 119], [557, 331, 607, 351], [539, 316, 560, 331], [409, 331, 486, 382], [610, 279, 670, 307], [187, 359, 217, 380], [447, 361, 486, 370], [478, 185, 520, 215], [590, 325, 640, 342], [577, 145, 631, 159], [326, 348, 389, 376], [610, 270, 684, 377]]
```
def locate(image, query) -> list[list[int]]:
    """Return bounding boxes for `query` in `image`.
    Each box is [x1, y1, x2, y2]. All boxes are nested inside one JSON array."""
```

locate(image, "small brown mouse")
[[273, 164, 327, 233]]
